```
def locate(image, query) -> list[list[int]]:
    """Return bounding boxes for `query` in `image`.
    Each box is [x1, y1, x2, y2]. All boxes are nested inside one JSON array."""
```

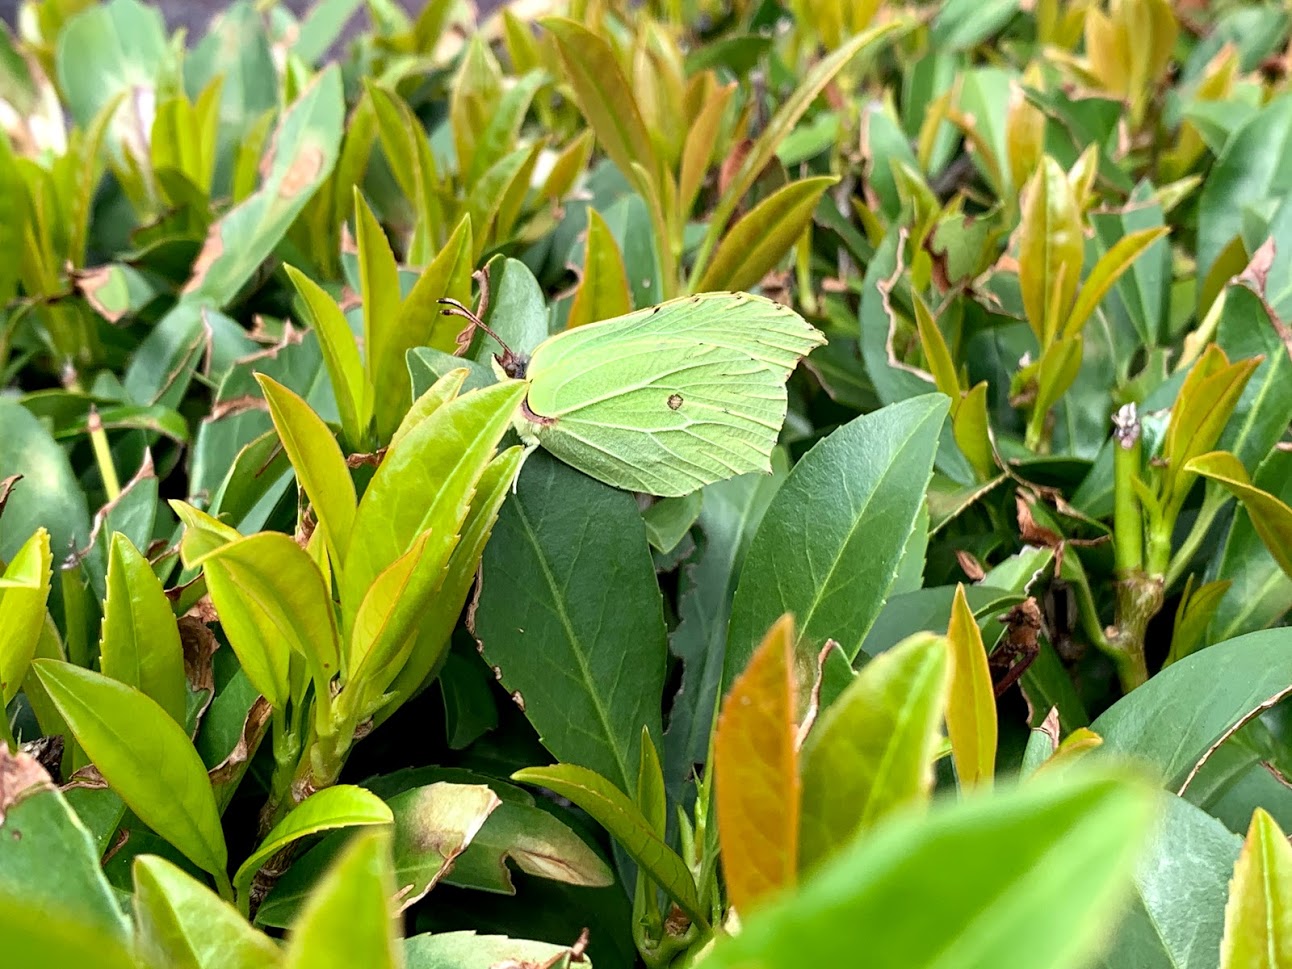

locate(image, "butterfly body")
[[503, 291, 825, 497]]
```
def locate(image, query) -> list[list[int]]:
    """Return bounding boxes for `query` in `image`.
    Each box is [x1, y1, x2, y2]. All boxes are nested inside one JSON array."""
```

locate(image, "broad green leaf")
[[0, 527, 52, 703], [202, 532, 339, 707], [1196, 94, 1292, 294], [32, 660, 227, 881], [1101, 792, 1242, 969], [946, 584, 996, 790], [390, 370, 470, 454], [0, 400, 90, 565], [0, 889, 138, 969], [567, 208, 633, 329], [474, 451, 666, 797], [285, 265, 374, 449], [714, 614, 800, 913], [799, 633, 950, 874], [695, 175, 838, 294], [234, 786, 392, 901], [511, 763, 705, 927], [1018, 156, 1082, 344], [690, 20, 906, 286], [541, 19, 658, 199], [134, 855, 283, 969], [1093, 628, 1292, 790], [283, 829, 401, 969], [404, 930, 588, 969], [257, 374, 357, 570], [1186, 451, 1292, 580], [0, 746, 129, 942], [725, 395, 949, 698], [55, 0, 168, 130], [698, 767, 1153, 969], [99, 533, 185, 726], [1220, 809, 1292, 968], [172, 500, 241, 567], [667, 466, 786, 786]]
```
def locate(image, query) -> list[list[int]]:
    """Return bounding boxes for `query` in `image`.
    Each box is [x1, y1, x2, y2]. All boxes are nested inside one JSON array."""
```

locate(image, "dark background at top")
[[0, 1, 506, 42]]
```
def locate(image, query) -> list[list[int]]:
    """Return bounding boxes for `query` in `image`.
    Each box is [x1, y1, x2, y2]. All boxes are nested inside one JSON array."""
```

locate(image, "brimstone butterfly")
[[439, 291, 826, 497]]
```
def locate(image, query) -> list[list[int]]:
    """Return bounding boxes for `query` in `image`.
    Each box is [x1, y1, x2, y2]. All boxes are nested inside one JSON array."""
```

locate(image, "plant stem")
[[1164, 488, 1230, 589], [66, 374, 121, 501], [0, 705, 17, 750], [214, 868, 235, 903], [1111, 404, 1143, 574]]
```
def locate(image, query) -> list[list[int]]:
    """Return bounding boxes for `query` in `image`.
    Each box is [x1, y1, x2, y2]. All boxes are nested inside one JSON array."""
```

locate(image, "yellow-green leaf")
[[257, 375, 357, 572], [946, 584, 996, 790], [1220, 808, 1292, 969], [511, 763, 706, 927], [567, 208, 633, 329], [953, 382, 996, 482], [913, 293, 960, 398], [1018, 156, 1083, 345], [354, 190, 405, 436], [541, 18, 658, 199], [679, 81, 736, 219], [1185, 451, 1292, 580], [715, 613, 800, 914], [1063, 226, 1171, 338], [398, 214, 474, 357], [799, 633, 950, 874], [0, 528, 52, 703], [100, 533, 186, 726], [696, 175, 838, 294], [285, 265, 373, 449]]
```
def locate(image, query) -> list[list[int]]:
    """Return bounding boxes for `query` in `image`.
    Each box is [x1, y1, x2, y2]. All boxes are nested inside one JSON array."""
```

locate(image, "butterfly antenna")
[[437, 297, 515, 359]]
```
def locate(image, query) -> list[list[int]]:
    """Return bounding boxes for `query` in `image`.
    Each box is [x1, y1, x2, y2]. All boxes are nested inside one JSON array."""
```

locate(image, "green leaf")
[[0, 400, 91, 564], [690, 20, 907, 286], [1093, 628, 1292, 791], [31, 660, 228, 881], [342, 379, 526, 632], [1220, 808, 1292, 968], [0, 746, 130, 942], [694, 175, 838, 294], [283, 829, 401, 969], [404, 930, 588, 969], [1018, 156, 1082, 343], [541, 19, 658, 199], [376, 446, 525, 720], [396, 215, 474, 358], [725, 395, 949, 696], [257, 374, 357, 571], [450, 35, 504, 183], [201, 532, 339, 708], [473, 451, 667, 798], [99, 532, 185, 726], [799, 633, 950, 874], [134, 855, 284, 969], [354, 190, 407, 443], [1196, 94, 1292, 296], [946, 584, 997, 790], [383, 783, 501, 909], [714, 614, 800, 913], [55, 0, 168, 131], [567, 207, 633, 329], [512, 763, 705, 927], [1063, 226, 1172, 338], [697, 767, 1153, 969], [285, 265, 374, 449], [0, 527, 52, 703], [642, 491, 703, 556], [234, 786, 392, 902], [1101, 791, 1241, 969], [179, 67, 344, 306], [666, 466, 786, 785], [0, 889, 139, 969], [1186, 451, 1292, 580]]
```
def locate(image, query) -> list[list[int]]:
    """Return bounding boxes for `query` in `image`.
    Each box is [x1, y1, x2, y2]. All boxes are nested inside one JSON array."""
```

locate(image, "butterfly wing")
[[524, 291, 826, 383], [519, 293, 823, 496], [528, 343, 788, 496]]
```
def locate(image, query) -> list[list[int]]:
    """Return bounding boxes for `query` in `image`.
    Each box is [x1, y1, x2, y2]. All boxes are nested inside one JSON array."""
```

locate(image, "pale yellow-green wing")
[[518, 292, 824, 496]]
